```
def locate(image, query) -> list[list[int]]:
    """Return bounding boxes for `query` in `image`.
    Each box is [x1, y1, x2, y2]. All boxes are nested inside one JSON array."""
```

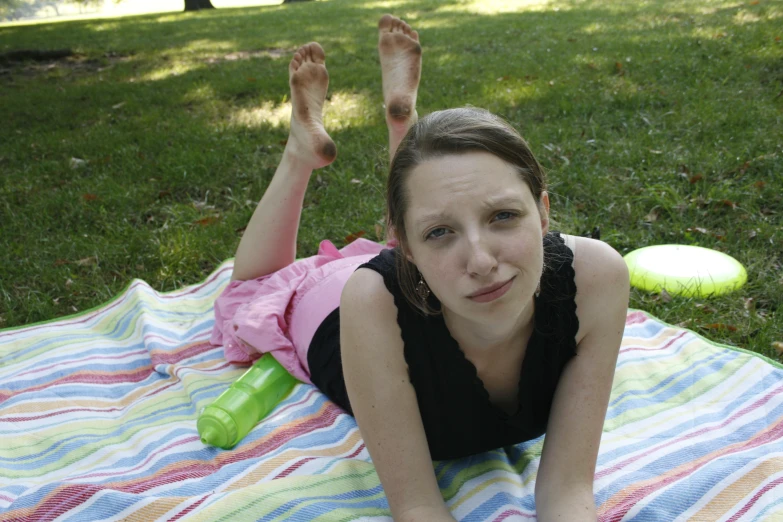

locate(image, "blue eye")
[[494, 211, 516, 221], [425, 228, 448, 240]]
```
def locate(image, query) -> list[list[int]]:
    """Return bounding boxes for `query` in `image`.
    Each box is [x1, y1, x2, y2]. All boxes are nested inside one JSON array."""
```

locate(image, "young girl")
[[211, 14, 629, 522]]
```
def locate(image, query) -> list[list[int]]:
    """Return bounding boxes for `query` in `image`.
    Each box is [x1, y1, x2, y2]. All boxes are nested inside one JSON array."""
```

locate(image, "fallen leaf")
[[644, 209, 660, 222], [689, 174, 704, 183], [194, 216, 220, 226], [70, 157, 87, 169], [54, 259, 69, 267], [695, 303, 716, 313], [773, 342, 783, 354], [687, 227, 709, 234], [748, 229, 758, 239], [659, 289, 672, 303], [53, 297, 60, 304], [615, 61, 623, 72], [76, 256, 97, 266], [71, 306, 78, 312], [82, 193, 98, 201], [112, 101, 126, 110], [743, 297, 756, 313], [702, 323, 738, 332], [158, 190, 171, 199], [344, 230, 365, 244], [350, 178, 362, 184], [754, 181, 765, 189], [65, 278, 73, 287]]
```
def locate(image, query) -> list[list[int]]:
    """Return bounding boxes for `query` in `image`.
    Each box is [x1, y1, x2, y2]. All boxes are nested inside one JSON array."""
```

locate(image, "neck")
[[442, 297, 536, 355]]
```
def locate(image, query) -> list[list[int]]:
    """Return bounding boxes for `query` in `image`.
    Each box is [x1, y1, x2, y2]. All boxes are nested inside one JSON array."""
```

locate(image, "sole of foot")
[[378, 14, 422, 128], [287, 42, 336, 169]]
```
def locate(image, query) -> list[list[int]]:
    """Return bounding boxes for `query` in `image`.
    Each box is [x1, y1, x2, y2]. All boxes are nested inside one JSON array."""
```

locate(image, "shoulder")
[[562, 234, 630, 345], [341, 267, 399, 323]]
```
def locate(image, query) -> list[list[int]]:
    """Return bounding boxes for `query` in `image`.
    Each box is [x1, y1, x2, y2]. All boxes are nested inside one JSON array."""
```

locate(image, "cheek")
[[420, 256, 454, 290]]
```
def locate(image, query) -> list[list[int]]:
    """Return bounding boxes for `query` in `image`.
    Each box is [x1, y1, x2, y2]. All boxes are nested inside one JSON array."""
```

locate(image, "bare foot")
[[287, 42, 336, 169], [378, 14, 421, 130]]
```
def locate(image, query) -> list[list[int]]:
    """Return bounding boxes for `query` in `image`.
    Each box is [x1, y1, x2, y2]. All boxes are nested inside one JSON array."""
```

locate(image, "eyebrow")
[[415, 195, 526, 229]]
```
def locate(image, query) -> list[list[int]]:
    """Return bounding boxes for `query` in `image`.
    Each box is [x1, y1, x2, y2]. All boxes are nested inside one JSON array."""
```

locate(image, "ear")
[[539, 191, 550, 236]]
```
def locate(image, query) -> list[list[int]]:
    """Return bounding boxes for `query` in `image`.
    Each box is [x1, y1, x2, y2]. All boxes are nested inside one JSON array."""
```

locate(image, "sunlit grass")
[[1, 0, 284, 26]]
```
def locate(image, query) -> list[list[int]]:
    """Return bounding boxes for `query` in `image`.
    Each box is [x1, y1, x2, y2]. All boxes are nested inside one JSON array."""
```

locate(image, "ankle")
[[281, 142, 318, 174], [386, 114, 416, 142]]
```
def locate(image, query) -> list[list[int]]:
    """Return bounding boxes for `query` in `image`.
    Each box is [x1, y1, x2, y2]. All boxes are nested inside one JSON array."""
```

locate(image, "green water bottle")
[[198, 353, 298, 449]]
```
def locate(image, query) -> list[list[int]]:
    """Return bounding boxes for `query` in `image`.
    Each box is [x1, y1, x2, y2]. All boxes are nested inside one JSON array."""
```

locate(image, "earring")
[[415, 272, 431, 301], [535, 281, 541, 298]]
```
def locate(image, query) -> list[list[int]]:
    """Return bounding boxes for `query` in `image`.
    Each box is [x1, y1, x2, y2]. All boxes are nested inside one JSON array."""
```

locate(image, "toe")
[[411, 30, 419, 42], [290, 53, 302, 70], [378, 13, 393, 31], [309, 42, 325, 63]]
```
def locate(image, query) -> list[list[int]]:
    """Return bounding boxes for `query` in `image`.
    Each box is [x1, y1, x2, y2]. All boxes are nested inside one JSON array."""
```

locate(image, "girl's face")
[[403, 151, 549, 326]]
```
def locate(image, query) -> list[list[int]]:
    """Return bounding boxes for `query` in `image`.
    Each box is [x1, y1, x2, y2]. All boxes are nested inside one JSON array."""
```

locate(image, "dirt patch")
[[204, 48, 289, 64], [0, 50, 134, 79]]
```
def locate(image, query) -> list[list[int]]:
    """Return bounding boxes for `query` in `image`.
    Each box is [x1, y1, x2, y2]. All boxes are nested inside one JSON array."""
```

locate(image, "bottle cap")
[[197, 406, 237, 449]]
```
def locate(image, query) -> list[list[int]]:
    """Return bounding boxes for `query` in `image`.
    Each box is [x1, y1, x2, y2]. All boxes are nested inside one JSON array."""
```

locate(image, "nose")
[[465, 236, 497, 277]]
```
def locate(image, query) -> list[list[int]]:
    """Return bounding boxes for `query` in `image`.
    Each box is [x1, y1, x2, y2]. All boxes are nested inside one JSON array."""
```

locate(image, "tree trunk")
[[184, 0, 214, 11]]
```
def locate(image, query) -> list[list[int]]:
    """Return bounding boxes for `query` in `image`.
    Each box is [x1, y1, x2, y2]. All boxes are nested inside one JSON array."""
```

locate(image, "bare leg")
[[378, 14, 423, 162], [231, 42, 336, 282]]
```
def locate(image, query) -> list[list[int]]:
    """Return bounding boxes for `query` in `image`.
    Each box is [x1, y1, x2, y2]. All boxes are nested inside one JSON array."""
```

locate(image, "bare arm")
[[340, 269, 456, 522], [535, 237, 629, 521]]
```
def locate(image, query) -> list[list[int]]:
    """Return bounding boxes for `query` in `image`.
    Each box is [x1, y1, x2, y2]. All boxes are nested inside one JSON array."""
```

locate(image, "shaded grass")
[[0, 0, 781, 361]]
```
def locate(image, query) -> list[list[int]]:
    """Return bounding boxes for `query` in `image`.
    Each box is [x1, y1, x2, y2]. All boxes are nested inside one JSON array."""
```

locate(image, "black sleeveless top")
[[307, 232, 579, 461]]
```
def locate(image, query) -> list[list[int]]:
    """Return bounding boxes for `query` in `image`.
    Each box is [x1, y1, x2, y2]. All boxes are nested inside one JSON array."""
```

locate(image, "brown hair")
[[386, 107, 549, 317]]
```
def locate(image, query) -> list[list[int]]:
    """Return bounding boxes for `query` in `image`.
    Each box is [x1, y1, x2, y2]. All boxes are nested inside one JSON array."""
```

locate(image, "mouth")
[[468, 277, 515, 299]]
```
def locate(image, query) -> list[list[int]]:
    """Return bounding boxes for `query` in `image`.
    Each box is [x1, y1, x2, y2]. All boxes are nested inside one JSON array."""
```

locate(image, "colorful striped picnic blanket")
[[2, 259, 782, 521]]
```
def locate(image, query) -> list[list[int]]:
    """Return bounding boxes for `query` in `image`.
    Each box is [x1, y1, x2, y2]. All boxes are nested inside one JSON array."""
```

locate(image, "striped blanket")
[[2, 259, 782, 521]]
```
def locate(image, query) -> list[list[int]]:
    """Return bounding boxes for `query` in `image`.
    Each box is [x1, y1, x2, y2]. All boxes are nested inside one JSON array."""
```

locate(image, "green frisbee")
[[624, 244, 747, 297]]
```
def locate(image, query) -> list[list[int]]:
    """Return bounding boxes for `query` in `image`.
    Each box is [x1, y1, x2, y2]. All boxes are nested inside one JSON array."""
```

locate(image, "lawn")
[[0, 0, 781, 360]]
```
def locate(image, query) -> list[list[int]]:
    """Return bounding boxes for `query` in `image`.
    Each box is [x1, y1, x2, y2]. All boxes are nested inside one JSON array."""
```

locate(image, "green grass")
[[0, 0, 781, 360]]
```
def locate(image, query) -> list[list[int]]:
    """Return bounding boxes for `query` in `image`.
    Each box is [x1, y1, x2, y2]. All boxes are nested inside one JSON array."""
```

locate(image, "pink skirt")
[[210, 237, 396, 384]]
